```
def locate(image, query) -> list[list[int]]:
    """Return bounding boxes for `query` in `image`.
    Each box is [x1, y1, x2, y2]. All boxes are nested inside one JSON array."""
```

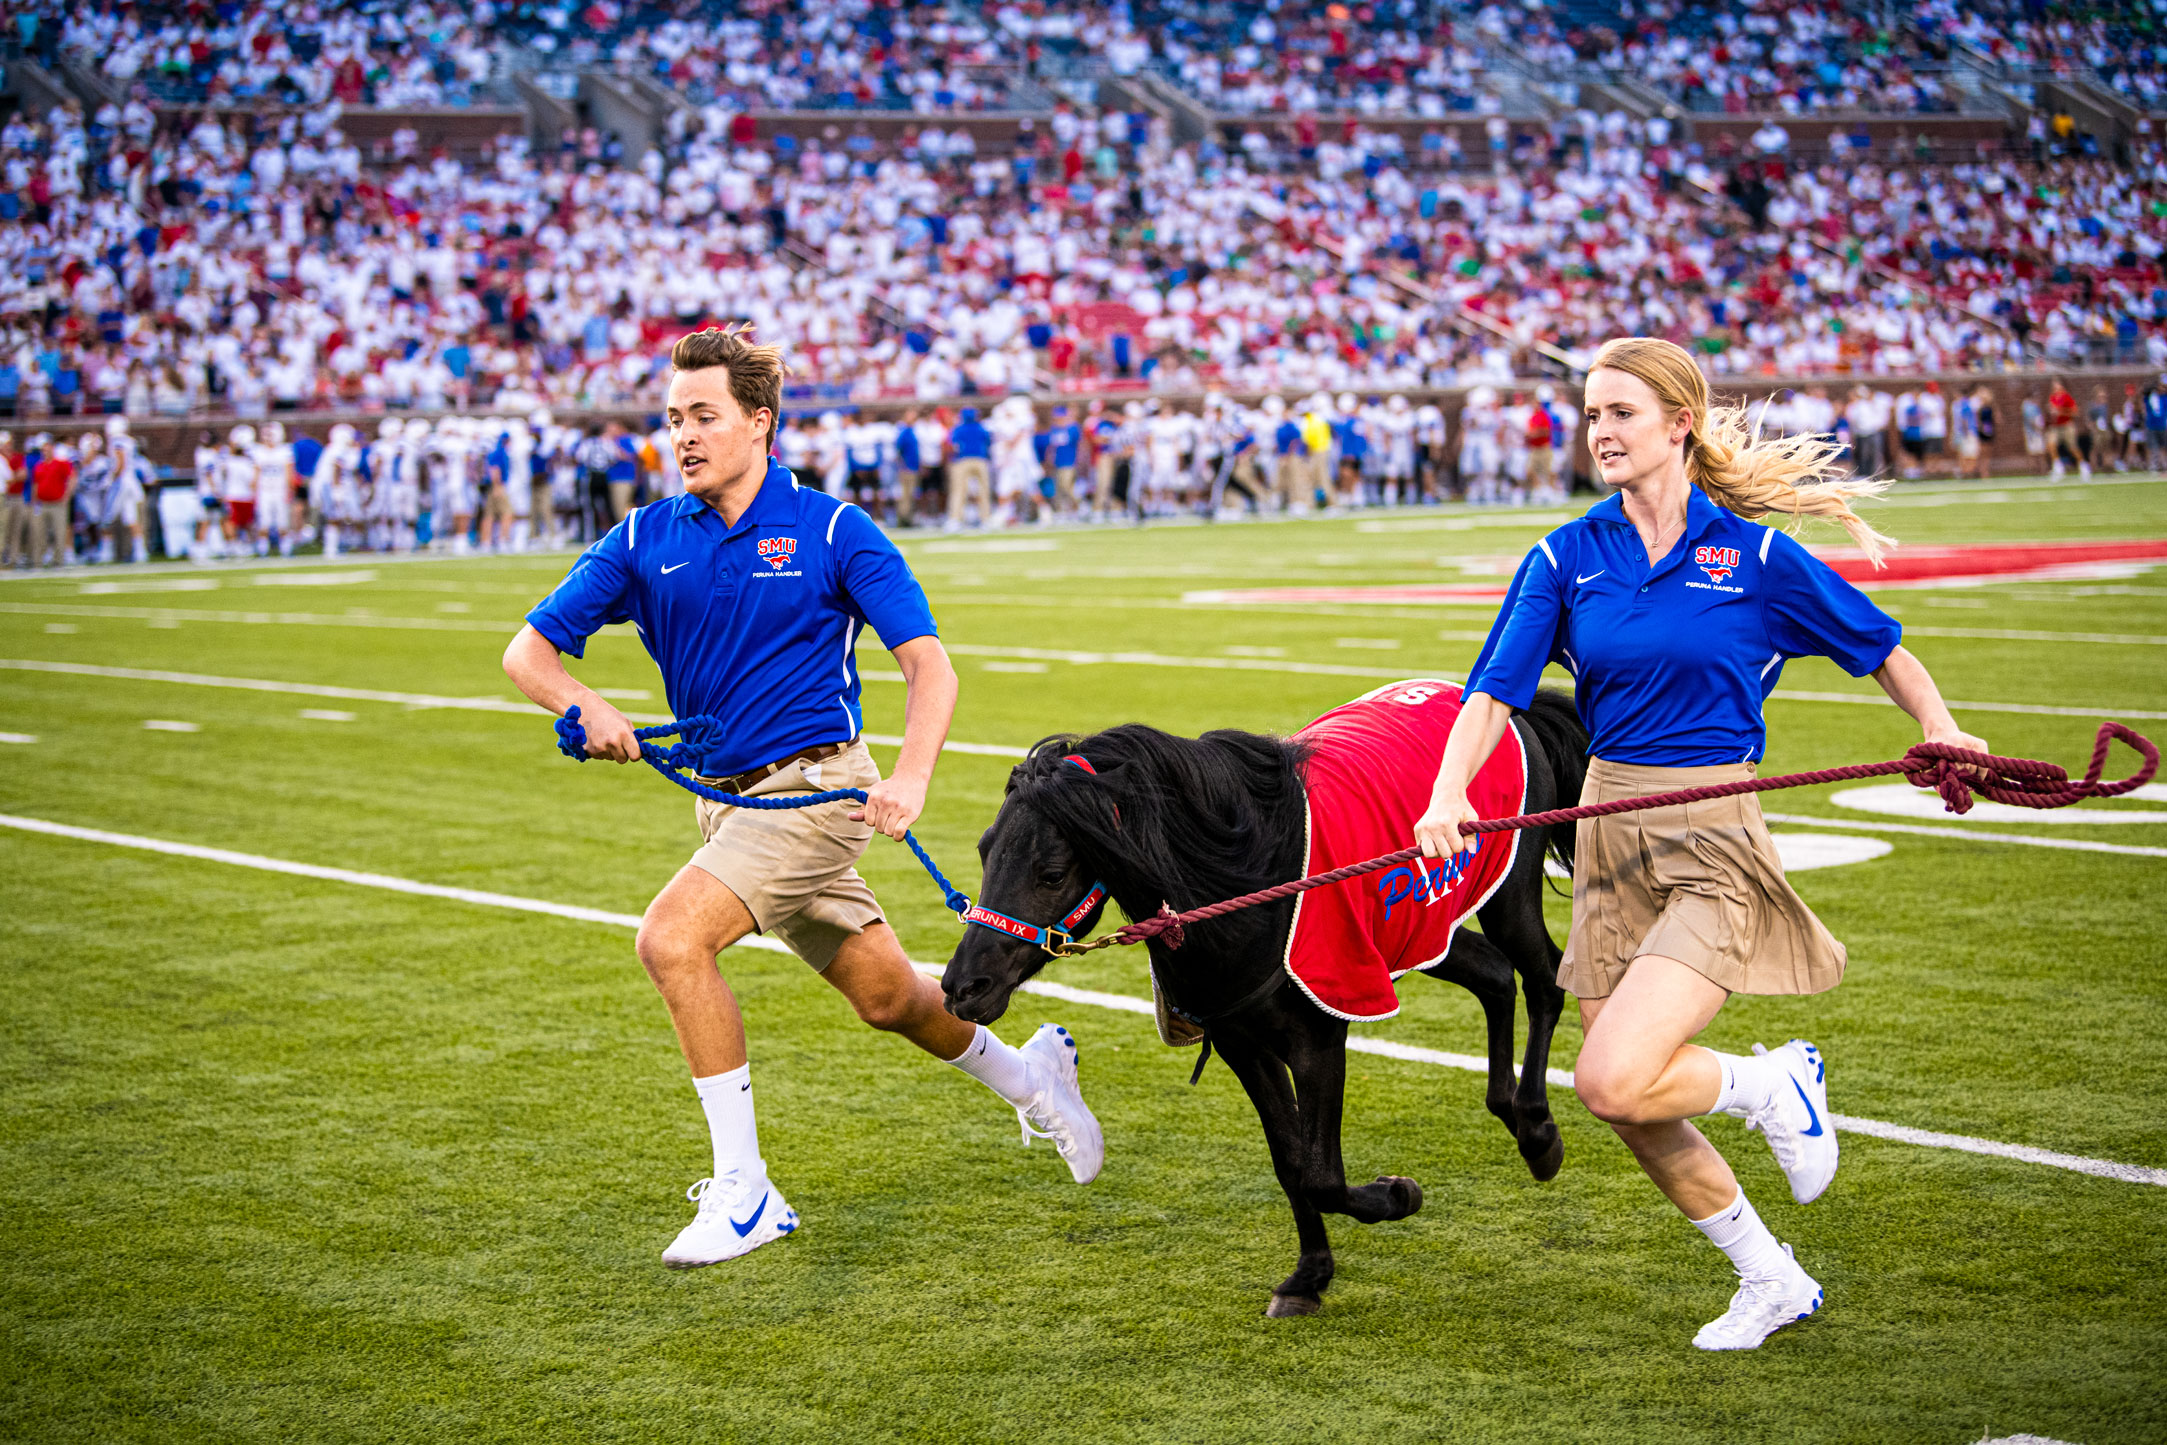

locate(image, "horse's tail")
[[1516, 688, 1590, 875]]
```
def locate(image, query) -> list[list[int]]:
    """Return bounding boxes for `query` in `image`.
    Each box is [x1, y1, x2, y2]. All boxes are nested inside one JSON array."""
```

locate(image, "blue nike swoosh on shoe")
[[1790, 1077, 1825, 1137], [730, 1194, 768, 1237]]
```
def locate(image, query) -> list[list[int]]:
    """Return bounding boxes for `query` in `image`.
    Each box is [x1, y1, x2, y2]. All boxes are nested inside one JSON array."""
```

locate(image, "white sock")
[[1707, 1047, 1781, 1118], [1691, 1189, 1793, 1282], [947, 1024, 1033, 1105], [692, 1064, 762, 1180]]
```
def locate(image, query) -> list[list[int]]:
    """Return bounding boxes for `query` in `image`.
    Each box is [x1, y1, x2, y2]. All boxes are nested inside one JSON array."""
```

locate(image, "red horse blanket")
[[1282, 680, 1529, 1021]]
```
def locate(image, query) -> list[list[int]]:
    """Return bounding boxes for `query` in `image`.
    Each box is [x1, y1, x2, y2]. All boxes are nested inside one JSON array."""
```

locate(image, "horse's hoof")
[[1266, 1293, 1321, 1318], [1522, 1130, 1564, 1183], [1377, 1174, 1424, 1217]]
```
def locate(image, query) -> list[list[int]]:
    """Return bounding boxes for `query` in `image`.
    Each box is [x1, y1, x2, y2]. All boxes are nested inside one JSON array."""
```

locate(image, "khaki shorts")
[[1560, 758, 1846, 1000], [689, 741, 885, 971]]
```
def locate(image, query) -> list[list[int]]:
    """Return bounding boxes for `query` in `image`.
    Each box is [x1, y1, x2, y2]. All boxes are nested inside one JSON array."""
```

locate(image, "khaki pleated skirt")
[[1559, 758, 1847, 1000]]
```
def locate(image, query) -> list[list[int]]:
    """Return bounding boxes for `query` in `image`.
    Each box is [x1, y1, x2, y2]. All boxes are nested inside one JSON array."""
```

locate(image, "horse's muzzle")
[[940, 963, 1016, 1025]]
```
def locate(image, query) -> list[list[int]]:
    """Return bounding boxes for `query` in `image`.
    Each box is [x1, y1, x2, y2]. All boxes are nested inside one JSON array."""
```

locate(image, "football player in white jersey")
[[74, 432, 113, 560], [1378, 395, 1416, 507], [100, 427, 153, 564], [1414, 401, 1447, 501], [504, 417, 537, 552], [318, 423, 363, 557], [223, 425, 260, 551], [1457, 387, 1504, 505], [399, 419, 436, 548], [192, 428, 226, 560], [363, 419, 401, 552], [1145, 403, 1186, 516], [990, 397, 1040, 525], [254, 420, 297, 556], [436, 416, 477, 553]]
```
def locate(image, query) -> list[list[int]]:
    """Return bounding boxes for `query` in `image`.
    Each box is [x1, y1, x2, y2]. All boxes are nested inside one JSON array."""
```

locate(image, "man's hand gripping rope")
[[553, 705, 970, 916]]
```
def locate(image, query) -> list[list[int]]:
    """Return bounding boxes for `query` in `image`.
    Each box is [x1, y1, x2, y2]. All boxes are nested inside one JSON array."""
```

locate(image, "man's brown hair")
[[670, 324, 788, 449]]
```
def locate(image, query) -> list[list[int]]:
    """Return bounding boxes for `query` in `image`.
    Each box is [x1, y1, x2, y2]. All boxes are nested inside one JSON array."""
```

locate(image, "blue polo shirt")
[[950, 415, 991, 459], [526, 458, 939, 778], [1046, 423, 1080, 468], [1464, 489, 1900, 766]]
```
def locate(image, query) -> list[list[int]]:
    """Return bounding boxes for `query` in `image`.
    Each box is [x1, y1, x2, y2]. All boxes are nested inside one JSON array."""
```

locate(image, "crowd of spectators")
[[19, 0, 2167, 125], [3, 84, 2164, 429], [1576, 1, 1966, 116], [605, 2, 1014, 113], [1922, 0, 2167, 110], [40, 0, 502, 107]]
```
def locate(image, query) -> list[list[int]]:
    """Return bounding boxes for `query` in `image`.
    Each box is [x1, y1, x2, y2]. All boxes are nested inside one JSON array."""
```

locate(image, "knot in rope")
[[1106, 903, 1186, 952], [1895, 723, 2160, 815]]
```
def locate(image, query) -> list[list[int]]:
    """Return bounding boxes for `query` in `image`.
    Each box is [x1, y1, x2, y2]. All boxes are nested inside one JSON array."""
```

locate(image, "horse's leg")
[[1282, 1010, 1425, 1228], [1215, 1037, 1337, 1318], [1420, 927, 1523, 1144], [1477, 890, 1568, 1182]]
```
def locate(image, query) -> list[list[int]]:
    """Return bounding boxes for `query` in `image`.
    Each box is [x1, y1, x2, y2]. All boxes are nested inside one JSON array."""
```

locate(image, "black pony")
[[942, 690, 1590, 1318]]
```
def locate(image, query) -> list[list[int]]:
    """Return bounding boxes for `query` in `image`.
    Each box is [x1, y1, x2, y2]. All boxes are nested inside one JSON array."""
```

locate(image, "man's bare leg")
[[823, 924, 976, 1060], [634, 863, 756, 1076], [632, 863, 1096, 1199]]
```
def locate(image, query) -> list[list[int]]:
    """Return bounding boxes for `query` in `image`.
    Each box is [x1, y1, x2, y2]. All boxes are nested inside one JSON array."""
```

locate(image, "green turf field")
[[3, 477, 2164, 1444]]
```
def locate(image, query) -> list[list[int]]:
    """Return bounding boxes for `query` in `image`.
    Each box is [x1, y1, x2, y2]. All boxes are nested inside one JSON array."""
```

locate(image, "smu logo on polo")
[[755, 536, 802, 577], [1376, 834, 1483, 921], [1694, 545, 1742, 586]]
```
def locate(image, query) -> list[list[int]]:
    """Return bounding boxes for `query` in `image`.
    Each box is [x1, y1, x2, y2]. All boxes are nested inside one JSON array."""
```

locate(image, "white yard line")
[[1768, 689, 2167, 722], [1761, 812, 2167, 859], [1900, 625, 2167, 647], [931, 642, 1435, 681], [0, 658, 1030, 759], [0, 600, 523, 633], [11, 656, 2163, 771], [3, 811, 2161, 1190]]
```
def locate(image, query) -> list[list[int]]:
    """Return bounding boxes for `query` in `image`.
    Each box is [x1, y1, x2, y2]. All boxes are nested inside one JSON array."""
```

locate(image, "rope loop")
[[1894, 723, 2161, 814], [552, 706, 972, 916]]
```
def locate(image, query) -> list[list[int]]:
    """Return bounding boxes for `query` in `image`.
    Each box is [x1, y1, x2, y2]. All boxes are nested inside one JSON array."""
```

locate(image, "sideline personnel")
[[1415, 337, 1984, 1352], [505, 326, 1101, 1270]]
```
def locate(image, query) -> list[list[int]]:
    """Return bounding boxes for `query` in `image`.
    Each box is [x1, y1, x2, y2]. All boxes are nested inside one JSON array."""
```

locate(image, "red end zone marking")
[[1185, 540, 2167, 605]]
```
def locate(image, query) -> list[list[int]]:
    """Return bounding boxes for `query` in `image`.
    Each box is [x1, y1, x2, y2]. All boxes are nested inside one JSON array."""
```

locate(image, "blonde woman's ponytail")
[[1588, 338, 1897, 567]]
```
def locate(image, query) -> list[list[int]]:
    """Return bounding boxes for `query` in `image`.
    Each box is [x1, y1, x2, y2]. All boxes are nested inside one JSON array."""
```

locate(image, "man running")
[[504, 325, 1101, 1270]]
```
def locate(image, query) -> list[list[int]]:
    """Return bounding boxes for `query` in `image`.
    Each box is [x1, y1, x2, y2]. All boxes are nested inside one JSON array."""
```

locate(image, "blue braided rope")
[[554, 706, 970, 915]]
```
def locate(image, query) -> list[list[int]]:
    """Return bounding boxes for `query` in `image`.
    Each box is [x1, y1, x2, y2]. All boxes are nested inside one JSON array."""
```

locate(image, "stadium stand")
[[1, 0, 2164, 559]]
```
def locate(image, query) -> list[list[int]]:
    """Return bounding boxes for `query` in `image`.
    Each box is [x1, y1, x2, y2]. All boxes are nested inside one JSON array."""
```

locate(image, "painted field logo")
[[1694, 545, 1742, 586], [757, 537, 798, 571]]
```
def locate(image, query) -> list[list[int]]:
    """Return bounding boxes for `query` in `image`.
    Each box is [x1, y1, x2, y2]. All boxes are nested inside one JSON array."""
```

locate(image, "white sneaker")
[[1015, 1024, 1104, 1184], [1693, 1245, 1823, 1351], [1745, 1039, 1838, 1204], [660, 1170, 799, 1269]]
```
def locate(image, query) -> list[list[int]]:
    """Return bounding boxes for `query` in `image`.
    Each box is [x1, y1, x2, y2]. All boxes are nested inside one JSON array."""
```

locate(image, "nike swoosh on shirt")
[[660, 562, 689, 574], [1790, 1078, 1825, 1137], [731, 1193, 768, 1237], [1576, 571, 1605, 584]]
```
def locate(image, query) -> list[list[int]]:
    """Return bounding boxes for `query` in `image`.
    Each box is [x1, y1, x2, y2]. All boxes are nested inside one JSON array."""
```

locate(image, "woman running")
[[1414, 337, 1985, 1352]]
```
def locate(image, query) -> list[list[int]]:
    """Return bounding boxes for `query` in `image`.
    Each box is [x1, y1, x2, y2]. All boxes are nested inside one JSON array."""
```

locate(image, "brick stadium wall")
[[29, 368, 2150, 476], [147, 104, 528, 160], [1683, 112, 2016, 159]]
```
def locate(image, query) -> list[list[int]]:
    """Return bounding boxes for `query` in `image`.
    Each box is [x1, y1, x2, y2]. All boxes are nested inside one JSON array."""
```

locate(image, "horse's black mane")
[[1006, 723, 1311, 916]]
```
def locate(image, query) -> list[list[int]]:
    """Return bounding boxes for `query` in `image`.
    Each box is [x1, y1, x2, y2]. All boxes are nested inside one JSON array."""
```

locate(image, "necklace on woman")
[[1640, 510, 1685, 562]]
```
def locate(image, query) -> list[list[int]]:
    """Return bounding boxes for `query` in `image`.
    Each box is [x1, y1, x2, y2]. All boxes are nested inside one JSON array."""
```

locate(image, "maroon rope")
[[1067, 723, 2158, 955]]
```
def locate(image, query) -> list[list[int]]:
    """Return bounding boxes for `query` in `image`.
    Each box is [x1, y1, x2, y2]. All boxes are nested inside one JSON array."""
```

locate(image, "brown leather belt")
[[696, 737, 859, 798]]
